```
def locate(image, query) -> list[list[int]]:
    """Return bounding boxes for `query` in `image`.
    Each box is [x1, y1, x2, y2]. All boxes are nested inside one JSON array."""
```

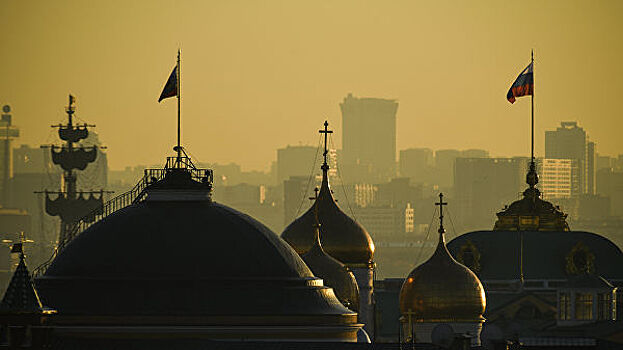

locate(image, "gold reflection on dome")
[[399, 194, 486, 322]]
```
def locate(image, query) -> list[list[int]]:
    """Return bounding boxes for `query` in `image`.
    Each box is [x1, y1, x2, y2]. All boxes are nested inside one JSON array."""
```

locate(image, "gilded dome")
[[302, 225, 360, 312], [400, 195, 485, 322], [282, 169, 374, 267]]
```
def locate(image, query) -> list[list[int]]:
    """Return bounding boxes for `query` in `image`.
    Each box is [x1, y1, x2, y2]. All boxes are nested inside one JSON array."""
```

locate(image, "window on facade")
[[575, 293, 593, 320], [559, 292, 571, 320], [598, 293, 612, 320]]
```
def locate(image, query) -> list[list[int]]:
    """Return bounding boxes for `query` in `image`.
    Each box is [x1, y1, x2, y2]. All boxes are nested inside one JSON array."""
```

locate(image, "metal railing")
[[32, 155, 213, 277]]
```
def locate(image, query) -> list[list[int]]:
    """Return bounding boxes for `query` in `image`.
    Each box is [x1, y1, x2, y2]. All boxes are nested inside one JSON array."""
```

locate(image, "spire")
[[0, 244, 43, 313], [435, 193, 448, 243]]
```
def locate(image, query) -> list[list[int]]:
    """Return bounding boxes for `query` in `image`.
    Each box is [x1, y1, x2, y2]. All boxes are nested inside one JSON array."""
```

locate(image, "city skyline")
[[1, 0, 622, 171]]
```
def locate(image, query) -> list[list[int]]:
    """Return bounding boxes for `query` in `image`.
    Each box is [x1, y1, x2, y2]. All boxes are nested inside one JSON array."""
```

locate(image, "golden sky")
[[1, 0, 621, 171]]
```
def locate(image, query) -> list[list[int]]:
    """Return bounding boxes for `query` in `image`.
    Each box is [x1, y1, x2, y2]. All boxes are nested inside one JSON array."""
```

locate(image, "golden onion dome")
[[399, 194, 485, 322], [302, 224, 360, 312], [282, 164, 374, 267], [282, 121, 374, 267]]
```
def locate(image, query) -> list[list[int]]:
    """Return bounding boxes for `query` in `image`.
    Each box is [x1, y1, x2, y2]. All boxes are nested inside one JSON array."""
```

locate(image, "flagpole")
[[177, 49, 181, 163], [531, 50, 534, 165]]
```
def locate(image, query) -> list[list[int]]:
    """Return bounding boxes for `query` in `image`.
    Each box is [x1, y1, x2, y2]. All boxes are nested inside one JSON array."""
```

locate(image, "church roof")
[[0, 253, 43, 314], [399, 194, 486, 322], [447, 230, 623, 282]]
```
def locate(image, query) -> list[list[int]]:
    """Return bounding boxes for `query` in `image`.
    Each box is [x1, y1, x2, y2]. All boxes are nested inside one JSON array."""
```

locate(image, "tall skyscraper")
[[340, 93, 398, 184], [545, 121, 592, 194]]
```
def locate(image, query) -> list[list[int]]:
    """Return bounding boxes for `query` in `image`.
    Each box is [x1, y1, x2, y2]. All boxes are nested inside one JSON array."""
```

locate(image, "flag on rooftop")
[[158, 66, 178, 102], [507, 62, 533, 104]]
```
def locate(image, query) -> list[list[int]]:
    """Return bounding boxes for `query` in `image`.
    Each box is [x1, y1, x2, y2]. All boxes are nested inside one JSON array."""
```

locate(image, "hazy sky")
[[1, 0, 621, 171]]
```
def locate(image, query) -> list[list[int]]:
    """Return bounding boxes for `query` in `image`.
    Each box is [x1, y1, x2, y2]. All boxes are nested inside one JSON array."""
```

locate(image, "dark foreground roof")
[[50, 339, 435, 350], [447, 230, 623, 281]]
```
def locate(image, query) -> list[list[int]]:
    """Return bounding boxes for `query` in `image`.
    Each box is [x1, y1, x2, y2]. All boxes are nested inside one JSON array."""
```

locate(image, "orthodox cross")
[[318, 120, 333, 169], [436, 193, 447, 232], [309, 187, 320, 227]]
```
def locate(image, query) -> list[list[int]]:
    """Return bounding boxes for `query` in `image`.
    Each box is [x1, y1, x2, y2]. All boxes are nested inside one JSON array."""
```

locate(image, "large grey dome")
[[36, 169, 356, 321]]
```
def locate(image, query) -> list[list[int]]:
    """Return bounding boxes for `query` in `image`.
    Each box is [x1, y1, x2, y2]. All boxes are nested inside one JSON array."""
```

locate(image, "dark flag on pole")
[[158, 66, 178, 102], [506, 62, 533, 104]]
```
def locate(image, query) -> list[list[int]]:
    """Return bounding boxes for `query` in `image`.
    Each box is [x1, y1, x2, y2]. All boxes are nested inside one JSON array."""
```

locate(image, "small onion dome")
[[302, 225, 360, 311], [282, 169, 374, 267], [400, 195, 485, 322]]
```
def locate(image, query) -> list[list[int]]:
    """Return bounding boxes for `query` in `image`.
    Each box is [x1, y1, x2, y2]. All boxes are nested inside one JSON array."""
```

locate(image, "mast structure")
[[41, 95, 107, 243], [176, 49, 182, 163]]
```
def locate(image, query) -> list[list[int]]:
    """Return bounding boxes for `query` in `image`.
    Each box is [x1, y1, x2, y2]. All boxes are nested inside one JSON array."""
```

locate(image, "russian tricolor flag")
[[507, 62, 533, 104]]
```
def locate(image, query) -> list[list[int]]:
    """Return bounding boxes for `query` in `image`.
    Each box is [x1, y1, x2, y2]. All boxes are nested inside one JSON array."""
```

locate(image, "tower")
[[42, 95, 105, 243], [0, 105, 19, 206], [340, 94, 398, 184]]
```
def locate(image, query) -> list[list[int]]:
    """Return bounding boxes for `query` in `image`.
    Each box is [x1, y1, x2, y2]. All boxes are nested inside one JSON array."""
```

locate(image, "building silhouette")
[[276, 145, 317, 185], [545, 121, 595, 195], [340, 93, 397, 184], [0, 105, 19, 206]]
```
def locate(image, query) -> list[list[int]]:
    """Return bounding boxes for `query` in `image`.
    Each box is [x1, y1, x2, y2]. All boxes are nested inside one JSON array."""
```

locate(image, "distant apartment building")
[[399, 148, 433, 184], [539, 158, 580, 200], [340, 93, 398, 184], [545, 121, 595, 194], [283, 176, 313, 225], [276, 145, 318, 185], [454, 157, 527, 231], [597, 168, 623, 217], [352, 205, 409, 242]]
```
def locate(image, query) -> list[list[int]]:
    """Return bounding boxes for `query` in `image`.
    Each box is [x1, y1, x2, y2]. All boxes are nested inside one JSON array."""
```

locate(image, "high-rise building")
[[539, 158, 580, 200], [276, 145, 318, 185], [435, 149, 461, 189], [283, 175, 312, 225], [340, 93, 398, 184], [0, 105, 20, 206], [399, 148, 433, 184], [587, 141, 596, 195], [545, 121, 592, 194]]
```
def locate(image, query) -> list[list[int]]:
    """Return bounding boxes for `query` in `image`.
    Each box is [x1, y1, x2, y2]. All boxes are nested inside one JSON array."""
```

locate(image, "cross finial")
[[435, 193, 447, 233], [309, 187, 320, 228], [318, 120, 333, 171]]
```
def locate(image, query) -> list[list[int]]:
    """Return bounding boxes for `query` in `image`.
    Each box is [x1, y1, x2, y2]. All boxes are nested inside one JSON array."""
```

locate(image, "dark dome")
[[282, 171, 374, 266], [302, 226, 360, 312], [447, 230, 623, 281], [36, 169, 356, 321], [400, 232, 486, 322]]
